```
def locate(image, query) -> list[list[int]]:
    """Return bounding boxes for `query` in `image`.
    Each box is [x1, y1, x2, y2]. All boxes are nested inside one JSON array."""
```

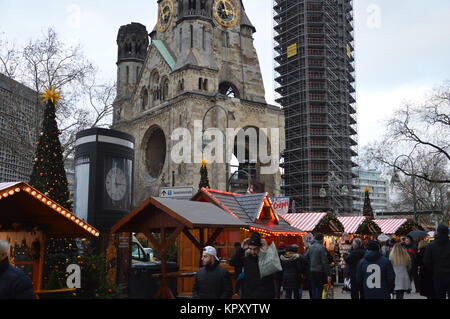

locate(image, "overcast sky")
[[1, 0, 450, 148]]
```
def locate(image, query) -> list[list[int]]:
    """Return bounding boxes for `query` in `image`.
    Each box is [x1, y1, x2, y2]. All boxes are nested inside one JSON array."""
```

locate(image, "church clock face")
[[105, 167, 127, 201], [213, 0, 239, 27], [157, 0, 174, 32]]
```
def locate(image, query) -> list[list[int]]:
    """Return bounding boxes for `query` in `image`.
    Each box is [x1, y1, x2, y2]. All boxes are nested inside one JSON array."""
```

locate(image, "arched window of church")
[[136, 66, 140, 82], [198, 78, 203, 90], [179, 27, 183, 52], [190, 25, 194, 48], [162, 79, 169, 101], [125, 42, 132, 55], [202, 26, 206, 50], [200, 0, 206, 10], [126, 66, 130, 84], [219, 82, 240, 98], [179, 0, 183, 15], [222, 31, 230, 48], [141, 87, 149, 110], [203, 79, 208, 91]]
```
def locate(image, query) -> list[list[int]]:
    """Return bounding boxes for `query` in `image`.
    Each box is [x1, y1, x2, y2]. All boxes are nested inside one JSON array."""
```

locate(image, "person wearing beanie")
[[344, 238, 366, 299], [424, 225, 450, 299], [235, 232, 278, 299], [355, 240, 396, 299], [280, 245, 307, 299], [192, 246, 232, 299], [304, 233, 330, 299]]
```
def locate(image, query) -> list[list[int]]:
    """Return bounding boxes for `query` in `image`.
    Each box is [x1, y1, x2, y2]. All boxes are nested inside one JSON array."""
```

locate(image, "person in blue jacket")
[[0, 241, 35, 299], [356, 239, 396, 299]]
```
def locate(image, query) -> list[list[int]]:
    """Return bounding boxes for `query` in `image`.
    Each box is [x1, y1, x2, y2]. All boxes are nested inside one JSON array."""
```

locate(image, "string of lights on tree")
[[199, 159, 211, 190], [29, 87, 71, 211], [362, 187, 374, 219]]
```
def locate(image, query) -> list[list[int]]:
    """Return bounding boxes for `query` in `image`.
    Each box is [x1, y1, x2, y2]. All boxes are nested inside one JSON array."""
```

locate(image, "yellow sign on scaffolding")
[[347, 44, 352, 58], [287, 43, 298, 58]]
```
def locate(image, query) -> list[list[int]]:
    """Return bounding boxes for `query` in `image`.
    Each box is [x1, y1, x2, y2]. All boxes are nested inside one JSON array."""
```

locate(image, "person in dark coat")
[[417, 240, 435, 299], [355, 240, 395, 299], [275, 242, 287, 299], [0, 241, 35, 299], [304, 233, 330, 300], [192, 246, 233, 299], [237, 232, 277, 299], [402, 235, 419, 292], [424, 225, 450, 299], [344, 238, 366, 299], [280, 245, 306, 299], [229, 242, 245, 295]]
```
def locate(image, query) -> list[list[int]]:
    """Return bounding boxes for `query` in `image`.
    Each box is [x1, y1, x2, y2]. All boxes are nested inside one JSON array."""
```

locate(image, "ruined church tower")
[[113, 0, 285, 205]]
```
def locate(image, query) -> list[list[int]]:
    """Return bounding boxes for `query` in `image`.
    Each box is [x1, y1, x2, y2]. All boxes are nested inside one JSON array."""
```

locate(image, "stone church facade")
[[112, 0, 285, 205]]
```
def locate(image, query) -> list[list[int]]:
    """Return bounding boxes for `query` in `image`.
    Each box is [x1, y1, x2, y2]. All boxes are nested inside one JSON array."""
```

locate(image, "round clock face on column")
[[105, 167, 127, 201], [213, 0, 239, 27], [157, 0, 174, 32]]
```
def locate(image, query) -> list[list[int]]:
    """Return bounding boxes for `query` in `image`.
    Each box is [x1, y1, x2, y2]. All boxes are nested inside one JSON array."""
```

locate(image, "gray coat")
[[304, 241, 330, 274], [393, 261, 412, 291]]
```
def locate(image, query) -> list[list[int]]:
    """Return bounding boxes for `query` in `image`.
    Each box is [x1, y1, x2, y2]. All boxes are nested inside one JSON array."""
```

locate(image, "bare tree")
[[365, 81, 450, 184], [0, 32, 21, 78], [0, 28, 115, 171], [389, 152, 449, 222]]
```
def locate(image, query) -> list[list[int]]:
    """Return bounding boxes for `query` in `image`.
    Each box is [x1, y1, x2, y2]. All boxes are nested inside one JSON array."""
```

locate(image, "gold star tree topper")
[[363, 187, 370, 193], [201, 159, 208, 166], [40, 87, 62, 104]]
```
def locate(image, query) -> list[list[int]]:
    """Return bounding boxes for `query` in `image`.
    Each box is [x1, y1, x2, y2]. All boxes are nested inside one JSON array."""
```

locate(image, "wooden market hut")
[[374, 218, 424, 237], [191, 188, 305, 252], [282, 212, 344, 235], [338, 216, 381, 236], [281, 212, 344, 252], [111, 196, 247, 299], [0, 182, 100, 294]]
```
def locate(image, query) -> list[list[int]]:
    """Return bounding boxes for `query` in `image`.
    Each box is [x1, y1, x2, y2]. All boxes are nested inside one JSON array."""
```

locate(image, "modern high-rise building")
[[273, 0, 358, 214], [353, 168, 389, 215], [0, 73, 43, 183]]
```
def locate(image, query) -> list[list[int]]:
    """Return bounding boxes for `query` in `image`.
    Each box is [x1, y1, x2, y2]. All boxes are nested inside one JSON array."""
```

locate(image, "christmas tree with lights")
[[199, 160, 211, 190], [29, 87, 72, 210], [362, 187, 374, 219], [30, 88, 78, 293]]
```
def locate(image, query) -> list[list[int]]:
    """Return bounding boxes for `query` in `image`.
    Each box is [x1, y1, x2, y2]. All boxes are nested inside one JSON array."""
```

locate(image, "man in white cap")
[[192, 246, 232, 299]]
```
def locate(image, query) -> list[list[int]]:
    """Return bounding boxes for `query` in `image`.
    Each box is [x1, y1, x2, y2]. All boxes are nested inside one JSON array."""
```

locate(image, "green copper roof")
[[152, 40, 176, 71]]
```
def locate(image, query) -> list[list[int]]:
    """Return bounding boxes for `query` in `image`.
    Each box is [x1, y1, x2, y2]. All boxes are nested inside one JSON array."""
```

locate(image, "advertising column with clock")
[[74, 128, 135, 232]]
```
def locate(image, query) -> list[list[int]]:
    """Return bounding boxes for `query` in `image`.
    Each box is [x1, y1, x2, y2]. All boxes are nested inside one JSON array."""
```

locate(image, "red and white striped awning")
[[374, 219, 408, 235], [338, 216, 367, 234], [282, 213, 327, 232]]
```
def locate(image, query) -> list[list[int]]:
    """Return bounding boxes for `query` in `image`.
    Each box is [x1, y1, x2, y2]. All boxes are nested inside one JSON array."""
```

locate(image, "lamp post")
[[227, 169, 252, 193], [202, 105, 233, 190], [319, 172, 349, 215], [391, 155, 417, 222]]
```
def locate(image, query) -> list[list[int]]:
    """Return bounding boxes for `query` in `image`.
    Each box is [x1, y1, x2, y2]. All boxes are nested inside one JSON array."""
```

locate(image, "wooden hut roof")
[[192, 189, 303, 235], [0, 182, 99, 238], [111, 197, 247, 233]]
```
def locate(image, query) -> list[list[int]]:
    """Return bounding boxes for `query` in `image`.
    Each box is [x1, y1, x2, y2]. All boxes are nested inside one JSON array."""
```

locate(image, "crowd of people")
[[0, 224, 449, 300], [191, 224, 450, 300]]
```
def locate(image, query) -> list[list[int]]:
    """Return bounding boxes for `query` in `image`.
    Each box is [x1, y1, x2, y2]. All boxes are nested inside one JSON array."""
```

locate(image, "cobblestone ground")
[[329, 287, 426, 300], [295, 282, 427, 299]]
